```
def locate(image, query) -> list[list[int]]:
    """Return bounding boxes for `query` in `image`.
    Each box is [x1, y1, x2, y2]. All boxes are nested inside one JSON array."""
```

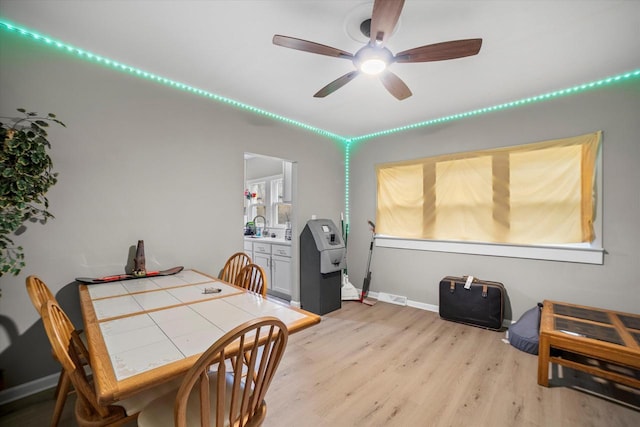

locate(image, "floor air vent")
[[377, 292, 408, 306]]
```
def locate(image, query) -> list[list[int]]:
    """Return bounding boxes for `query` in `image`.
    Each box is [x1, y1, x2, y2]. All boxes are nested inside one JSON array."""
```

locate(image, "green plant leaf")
[[1, 109, 64, 276]]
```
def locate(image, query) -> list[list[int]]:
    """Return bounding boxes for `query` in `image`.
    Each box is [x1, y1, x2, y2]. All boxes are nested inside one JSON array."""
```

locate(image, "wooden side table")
[[537, 300, 640, 388]]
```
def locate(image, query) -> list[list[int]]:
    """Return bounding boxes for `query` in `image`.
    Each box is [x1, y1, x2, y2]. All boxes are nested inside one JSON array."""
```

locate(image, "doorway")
[[244, 153, 297, 302]]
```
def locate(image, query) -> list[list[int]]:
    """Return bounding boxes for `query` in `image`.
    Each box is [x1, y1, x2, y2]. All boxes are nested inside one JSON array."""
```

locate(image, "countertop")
[[244, 236, 291, 245]]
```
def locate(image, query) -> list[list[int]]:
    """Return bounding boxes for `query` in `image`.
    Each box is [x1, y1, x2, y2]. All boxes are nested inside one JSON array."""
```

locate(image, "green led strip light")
[[344, 141, 352, 226], [0, 20, 347, 144], [2, 18, 637, 146], [350, 69, 640, 143], [2, 19, 639, 228]]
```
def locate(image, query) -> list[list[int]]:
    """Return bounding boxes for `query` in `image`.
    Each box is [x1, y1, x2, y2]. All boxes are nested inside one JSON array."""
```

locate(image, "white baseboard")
[[407, 300, 439, 313], [289, 300, 300, 308], [362, 291, 511, 326], [0, 372, 59, 406]]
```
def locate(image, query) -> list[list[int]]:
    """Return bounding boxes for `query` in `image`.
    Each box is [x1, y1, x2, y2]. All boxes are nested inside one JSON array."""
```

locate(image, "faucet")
[[253, 215, 267, 236]]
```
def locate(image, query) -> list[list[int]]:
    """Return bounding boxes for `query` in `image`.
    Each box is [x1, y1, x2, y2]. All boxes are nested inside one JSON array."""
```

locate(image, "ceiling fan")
[[272, 0, 482, 100]]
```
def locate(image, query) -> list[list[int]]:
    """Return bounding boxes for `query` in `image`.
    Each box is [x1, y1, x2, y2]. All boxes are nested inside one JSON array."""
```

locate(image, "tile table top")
[[79, 269, 320, 401]]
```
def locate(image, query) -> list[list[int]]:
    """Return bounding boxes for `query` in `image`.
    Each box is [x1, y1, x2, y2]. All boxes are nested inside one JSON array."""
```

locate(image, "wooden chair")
[[235, 263, 267, 297], [220, 252, 251, 284], [25, 275, 79, 427], [40, 300, 179, 427], [137, 316, 289, 427]]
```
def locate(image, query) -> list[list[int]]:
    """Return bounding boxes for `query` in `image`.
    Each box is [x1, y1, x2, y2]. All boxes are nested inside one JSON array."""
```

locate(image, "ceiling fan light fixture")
[[360, 58, 387, 75], [354, 45, 392, 75]]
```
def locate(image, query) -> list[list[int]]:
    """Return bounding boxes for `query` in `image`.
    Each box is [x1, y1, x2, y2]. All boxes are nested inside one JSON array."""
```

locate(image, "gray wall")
[[245, 155, 284, 180], [0, 29, 345, 389], [347, 78, 640, 322]]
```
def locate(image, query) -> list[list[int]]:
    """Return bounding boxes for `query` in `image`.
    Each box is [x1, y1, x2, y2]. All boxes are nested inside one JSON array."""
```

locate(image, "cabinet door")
[[243, 241, 253, 261], [253, 252, 271, 290], [271, 254, 292, 295]]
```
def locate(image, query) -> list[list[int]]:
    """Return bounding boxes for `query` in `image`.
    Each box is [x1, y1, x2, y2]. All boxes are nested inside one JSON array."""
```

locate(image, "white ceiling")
[[1, 1, 639, 137]]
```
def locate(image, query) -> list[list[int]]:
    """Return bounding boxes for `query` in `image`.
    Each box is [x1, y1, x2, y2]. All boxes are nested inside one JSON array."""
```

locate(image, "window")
[[246, 175, 291, 228], [375, 132, 603, 263], [434, 156, 494, 241], [271, 178, 292, 226], [246, 180, 266, 220]]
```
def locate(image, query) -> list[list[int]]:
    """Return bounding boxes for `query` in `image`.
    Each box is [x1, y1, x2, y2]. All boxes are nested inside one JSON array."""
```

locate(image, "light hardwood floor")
[[1, 301, 638, 426]]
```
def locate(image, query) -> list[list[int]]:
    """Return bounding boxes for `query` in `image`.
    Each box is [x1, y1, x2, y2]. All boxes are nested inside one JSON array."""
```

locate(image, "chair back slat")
[[173, 317, 288, 427], [252, 325, 276, 406], [221, 252, 252, 284], [236, 264, 267, 297], [215, 357, 226, 427], [26, 275, 57, 315], [199, 370, 210, 427]]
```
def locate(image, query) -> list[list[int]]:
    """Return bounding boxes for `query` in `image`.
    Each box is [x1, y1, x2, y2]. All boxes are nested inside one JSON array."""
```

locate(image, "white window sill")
[[375, 235, 604, 264]]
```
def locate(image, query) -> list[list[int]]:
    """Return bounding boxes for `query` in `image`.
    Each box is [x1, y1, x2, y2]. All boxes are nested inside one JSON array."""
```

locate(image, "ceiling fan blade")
[[394, 38, 483, 63], [379, 70, 412, 100], [273, 35, 353, 59], [314, 71, 360, 98], [369, 0, 405, 46]]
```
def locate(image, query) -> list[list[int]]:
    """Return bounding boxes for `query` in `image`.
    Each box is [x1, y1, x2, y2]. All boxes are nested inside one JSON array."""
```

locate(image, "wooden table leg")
[[537, 334, 550, 386]]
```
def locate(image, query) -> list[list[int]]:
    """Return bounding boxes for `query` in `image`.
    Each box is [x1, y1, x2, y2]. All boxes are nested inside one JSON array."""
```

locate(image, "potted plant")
[[1, 108, 65, 277]]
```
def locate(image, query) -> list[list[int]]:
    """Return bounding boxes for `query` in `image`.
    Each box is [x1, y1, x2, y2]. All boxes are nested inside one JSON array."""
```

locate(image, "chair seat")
[[72, 375, 183, 426], [117, 375, 184, 416], [138, 372, 251, 427]]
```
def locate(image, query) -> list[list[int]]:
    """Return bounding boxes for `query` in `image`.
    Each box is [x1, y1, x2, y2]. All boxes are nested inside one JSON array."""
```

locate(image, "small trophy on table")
[[133, 240, 146, 277]]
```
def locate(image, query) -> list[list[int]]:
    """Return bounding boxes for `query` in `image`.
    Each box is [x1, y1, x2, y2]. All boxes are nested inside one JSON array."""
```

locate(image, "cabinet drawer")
[[243, 241, 253, 252], [271, 244, 291, 257], [253, 243, 270, 254]]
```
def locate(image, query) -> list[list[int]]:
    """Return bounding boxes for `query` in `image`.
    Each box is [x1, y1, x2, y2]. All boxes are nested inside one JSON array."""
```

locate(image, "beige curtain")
[[376, 131, 601, 244]]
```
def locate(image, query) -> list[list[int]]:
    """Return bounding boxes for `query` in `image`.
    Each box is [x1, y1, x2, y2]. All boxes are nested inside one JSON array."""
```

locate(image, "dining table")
[[78, 268, 321, 405]]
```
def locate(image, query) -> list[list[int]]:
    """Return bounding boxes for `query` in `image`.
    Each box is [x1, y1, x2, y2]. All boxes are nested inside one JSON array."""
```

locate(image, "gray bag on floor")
[[508, 303, 542, 355]]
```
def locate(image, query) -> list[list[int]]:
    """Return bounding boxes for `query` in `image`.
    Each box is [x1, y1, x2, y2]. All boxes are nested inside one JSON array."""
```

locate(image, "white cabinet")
[[245, 240, 291, 297], [243, 241, 253, 260], [271, 255, 291, 295], [252, 242, 271, 289], [271, 244, 292, 296]]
